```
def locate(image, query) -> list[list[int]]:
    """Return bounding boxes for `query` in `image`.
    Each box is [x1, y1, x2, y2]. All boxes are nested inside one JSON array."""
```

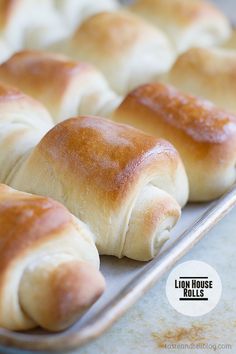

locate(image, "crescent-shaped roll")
[[164, 47, 236, 115], [0, 184, 104, 331], [129, 0, 231, 53], [0, 51, 121, 121], [54, 11, 174, 95], [112, 83, 236, 201], [0, 82, 53, 184], [0, 83, 186, 261], [53, 0, 120, 32], [9, 116, 189, 261]]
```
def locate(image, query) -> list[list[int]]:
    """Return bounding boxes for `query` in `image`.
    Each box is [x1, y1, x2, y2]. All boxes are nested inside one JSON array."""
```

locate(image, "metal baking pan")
[[0, 184, 236, 353]]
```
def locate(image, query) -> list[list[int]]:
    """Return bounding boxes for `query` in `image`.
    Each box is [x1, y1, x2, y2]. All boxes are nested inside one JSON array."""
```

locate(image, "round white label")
[[166, 260, 222, 316]]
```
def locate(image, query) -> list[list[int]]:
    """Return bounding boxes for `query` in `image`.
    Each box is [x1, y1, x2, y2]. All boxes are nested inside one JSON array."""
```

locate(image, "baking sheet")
[[1, 184, 236, 353]]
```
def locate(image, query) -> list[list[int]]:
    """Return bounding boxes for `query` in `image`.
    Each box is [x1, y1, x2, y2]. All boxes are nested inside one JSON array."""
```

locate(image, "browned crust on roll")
[[0, 50, 92, 87], [47, 261, 105, 328], [35, 116, 180, 204], [0, 185, 71, 278], [72, 11, 163, 57], [171, 47, 236, 76], [0, 81, 52, 120], [166, 47, 236, 114], [0, 51, 94, 108], [131, 0, 227, 27], [116, 83, 236, 144], [113, 83, 236, 200]]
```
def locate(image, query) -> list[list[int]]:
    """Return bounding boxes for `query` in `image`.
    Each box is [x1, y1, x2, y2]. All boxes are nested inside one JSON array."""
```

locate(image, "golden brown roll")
[[0, 81, 187, 261], [54, 0, 120, 32], [164, 47, 236, 115], [113, 83, 236, 201], [129, 0, 231, 53], [0, 184, 104, 331], [24, 0, 121, 50], [54, 11, 174, 95], [9, 116, 188, 261], [0, 51, 121, 121]]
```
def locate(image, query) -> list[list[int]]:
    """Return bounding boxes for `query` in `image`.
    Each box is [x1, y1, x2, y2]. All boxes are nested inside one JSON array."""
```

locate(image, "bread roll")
[[9, 116, 188, 261], [54, 0, 120, 32], [0, 184, 104, 331], [164, 47, 236, 115], [55, 11, 174, 95], [0, 82, 187, 260], [129, 0, 231, 53], [113, 83, 236, 201], [0, 51, 121, 121]]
